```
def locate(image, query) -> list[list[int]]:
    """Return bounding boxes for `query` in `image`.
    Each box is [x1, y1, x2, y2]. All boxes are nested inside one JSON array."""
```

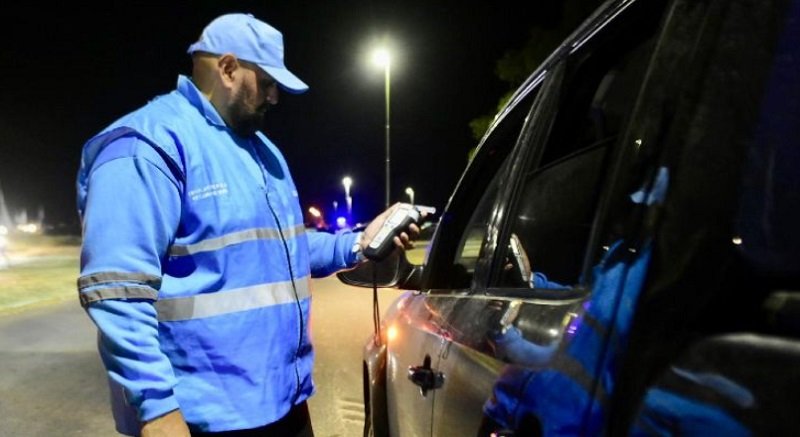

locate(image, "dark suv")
[[339, 0, 800, 435]]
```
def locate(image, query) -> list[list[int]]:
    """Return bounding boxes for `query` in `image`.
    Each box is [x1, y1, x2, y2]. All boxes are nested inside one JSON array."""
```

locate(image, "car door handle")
[[408, 354, 444, 397]]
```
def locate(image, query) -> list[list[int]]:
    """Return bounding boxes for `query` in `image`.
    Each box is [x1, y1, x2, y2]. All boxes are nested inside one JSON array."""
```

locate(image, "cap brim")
[[260, 65, 309, 94]]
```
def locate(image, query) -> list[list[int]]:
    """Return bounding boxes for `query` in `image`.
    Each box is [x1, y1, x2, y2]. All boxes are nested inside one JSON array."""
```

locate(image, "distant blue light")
[[336, 216, 348, 228]]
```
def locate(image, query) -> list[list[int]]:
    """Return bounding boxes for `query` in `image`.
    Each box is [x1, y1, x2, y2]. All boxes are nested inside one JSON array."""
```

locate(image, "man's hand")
[[141, 409, 190, 437], [360, 202, 424, 253]]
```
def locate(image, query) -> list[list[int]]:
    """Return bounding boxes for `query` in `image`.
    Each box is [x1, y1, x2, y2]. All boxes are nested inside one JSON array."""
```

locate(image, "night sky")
[[0, 1, 567, 231]]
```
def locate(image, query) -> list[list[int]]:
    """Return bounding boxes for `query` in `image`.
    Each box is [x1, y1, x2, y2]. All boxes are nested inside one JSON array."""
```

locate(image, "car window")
[[497, 146, 610, 289], [425, 79, 544, 291], [494, 33, 655, 290], [734, 46, 800, 281], [451, 155, 512, 289]]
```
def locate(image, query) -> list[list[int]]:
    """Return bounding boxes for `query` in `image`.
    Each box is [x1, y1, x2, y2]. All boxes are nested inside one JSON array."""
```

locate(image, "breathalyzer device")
[[363, 204, 436, 261]]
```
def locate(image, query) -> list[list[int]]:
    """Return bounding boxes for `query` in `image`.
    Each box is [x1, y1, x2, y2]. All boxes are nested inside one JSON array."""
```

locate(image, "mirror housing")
[[337, 249, 424, 290]]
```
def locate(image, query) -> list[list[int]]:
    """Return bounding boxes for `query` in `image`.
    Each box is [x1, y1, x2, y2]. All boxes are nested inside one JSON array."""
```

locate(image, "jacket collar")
[[176, 75, 227, 128]]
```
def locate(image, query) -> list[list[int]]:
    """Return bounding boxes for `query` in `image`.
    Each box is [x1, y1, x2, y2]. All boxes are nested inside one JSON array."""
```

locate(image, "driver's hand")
[[503, 233, 532, 286]]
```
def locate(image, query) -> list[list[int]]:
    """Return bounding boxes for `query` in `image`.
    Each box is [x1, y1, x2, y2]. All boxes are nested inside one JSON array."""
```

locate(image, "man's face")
[[227, 62, 279, 136]]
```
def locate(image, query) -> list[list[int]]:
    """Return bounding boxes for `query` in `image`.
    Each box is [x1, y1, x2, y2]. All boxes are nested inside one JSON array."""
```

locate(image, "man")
[[76, 13, 417, 436]]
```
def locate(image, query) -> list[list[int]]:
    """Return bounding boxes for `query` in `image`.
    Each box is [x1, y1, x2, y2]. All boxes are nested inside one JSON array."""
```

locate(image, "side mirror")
[[337, 249, 424, 290]]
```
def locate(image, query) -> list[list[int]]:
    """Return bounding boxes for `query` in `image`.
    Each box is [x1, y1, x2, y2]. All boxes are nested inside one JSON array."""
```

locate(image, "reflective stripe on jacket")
[[77, 75, 360, 433]]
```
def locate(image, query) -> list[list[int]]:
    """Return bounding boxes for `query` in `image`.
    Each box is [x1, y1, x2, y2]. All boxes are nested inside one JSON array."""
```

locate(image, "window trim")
[[421, 70, 554, 294], [482, 60, 569, 290], [470, 63, 567, 293], [485, 2, 665, 295]]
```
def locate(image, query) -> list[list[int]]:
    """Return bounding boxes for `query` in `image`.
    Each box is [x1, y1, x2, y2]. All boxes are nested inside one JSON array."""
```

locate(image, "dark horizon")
[[0, 1, 578, 232]]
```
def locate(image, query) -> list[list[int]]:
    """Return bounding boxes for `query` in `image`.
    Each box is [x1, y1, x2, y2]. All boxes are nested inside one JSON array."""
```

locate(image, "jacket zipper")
[[248, 139, 304, 401], [266, 199, 304, 400]]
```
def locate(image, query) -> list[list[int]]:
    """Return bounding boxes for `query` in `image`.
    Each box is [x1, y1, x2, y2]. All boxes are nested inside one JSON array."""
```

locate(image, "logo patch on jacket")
[[189, 183, 229, 201]]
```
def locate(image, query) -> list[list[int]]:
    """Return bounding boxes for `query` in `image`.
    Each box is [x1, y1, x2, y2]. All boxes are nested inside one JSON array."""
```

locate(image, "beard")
[[228, 87, 270, 137]]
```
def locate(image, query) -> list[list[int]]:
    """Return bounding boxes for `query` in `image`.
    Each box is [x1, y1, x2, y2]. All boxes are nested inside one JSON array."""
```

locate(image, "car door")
[[598, 0, 800, 434], [425, 1, 674, 435], [383, 68, 546, 437]]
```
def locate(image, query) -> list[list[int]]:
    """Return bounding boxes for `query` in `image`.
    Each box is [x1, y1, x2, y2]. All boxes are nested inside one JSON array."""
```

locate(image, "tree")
[[469, 0, 605, 157]]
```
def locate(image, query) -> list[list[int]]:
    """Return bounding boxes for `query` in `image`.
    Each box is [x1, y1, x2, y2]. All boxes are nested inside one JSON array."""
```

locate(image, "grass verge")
[[0, 234, 81, 315]]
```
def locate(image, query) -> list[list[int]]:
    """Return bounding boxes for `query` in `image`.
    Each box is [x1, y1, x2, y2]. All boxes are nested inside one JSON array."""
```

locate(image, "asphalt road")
[[0, 276, 403, 436], [307, 277, 403, 437]]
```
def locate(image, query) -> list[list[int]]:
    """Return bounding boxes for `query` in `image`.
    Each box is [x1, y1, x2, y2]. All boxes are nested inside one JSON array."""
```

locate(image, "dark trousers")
[[191, 402, 314, 437]]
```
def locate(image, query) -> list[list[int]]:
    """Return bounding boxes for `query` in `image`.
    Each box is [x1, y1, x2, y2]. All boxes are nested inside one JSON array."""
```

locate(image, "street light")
[[372, 47, 391, 208], [405, 187, 415, 205], [342, 176, 353, 216]]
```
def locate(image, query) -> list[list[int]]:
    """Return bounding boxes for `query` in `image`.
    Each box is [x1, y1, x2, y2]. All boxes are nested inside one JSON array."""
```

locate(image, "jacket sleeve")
[[306, 230, 361, 277], [77, 136, 182, 422], [531, 272, 570, 290]]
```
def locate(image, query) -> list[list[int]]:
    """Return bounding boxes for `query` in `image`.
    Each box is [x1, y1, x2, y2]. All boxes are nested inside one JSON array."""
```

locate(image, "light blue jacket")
[[76, 76, 360, 433]]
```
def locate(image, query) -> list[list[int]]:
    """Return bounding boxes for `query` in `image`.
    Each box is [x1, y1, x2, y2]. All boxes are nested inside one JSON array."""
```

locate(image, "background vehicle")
[[340, 0, 800, 435]]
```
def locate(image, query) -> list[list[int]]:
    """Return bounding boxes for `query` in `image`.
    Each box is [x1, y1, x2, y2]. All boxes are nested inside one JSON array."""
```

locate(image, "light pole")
[[405, 187, 415, 205], [342, 176, 353, 217], [372, 48, 391, 208]]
